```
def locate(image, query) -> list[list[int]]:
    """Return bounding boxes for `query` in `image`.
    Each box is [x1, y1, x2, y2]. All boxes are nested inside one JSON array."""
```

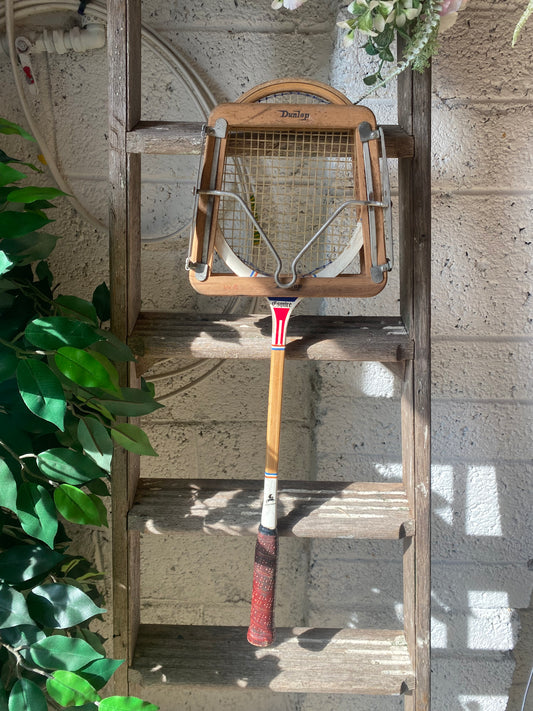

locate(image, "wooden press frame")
[[187, 101, 389, 298]]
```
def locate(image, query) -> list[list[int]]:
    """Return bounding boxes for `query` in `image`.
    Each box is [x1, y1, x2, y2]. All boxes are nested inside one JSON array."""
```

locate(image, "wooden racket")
[[187, 79, 391, 647]]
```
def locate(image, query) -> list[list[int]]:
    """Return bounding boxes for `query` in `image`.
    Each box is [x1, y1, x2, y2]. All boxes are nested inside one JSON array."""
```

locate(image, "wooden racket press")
[[108, 1, 432, 706]]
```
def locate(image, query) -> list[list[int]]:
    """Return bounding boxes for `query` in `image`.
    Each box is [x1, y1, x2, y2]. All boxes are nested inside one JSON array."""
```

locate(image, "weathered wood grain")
[[107, 0, 142, 692], [129, 312, 413, 372], [129, 479, 415, 539], [131, 625, 414, 695], [398, 42, 432, 711]]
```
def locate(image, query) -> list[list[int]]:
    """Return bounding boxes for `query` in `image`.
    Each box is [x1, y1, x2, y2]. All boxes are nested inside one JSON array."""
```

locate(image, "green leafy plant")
[[0, 117, 161, 710]]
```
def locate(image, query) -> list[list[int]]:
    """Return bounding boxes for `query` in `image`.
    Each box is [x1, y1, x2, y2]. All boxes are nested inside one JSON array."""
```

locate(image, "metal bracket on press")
[[186, 119, 228, 281], [359, 121, 393, 283]]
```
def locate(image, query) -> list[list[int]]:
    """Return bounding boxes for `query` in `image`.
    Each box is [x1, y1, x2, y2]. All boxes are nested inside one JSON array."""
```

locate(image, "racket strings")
[[218, 128, 361, 277], [255, 91, 329, 105]]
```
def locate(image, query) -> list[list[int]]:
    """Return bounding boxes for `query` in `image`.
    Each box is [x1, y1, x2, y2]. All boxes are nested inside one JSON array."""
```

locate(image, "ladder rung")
[[126, 121, 205, 154], [131, 625, 414, 695], [129, 313, 413, 372], [125, 121, 414, 158], [129, 479, 414, 539]]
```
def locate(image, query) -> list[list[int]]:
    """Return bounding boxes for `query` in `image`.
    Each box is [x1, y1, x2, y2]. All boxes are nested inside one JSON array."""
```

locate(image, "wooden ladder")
[[107, 0, 431, 707]]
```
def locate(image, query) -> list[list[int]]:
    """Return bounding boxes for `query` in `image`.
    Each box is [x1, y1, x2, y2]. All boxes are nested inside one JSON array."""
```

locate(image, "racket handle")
[[247, 525, 278, 647]]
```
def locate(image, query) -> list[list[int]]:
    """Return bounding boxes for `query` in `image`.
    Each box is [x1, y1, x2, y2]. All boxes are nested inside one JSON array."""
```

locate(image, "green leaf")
[[35, 259, 53, 285], [0, 414, 32, 457], [373, 23, 394, 48], [16, 482, 58, 548], [54, 484, 104, 526], [74, 626, 105, 655], [364, 40, 379, 55], [0, 276, 18, 291], [8, 678, 47, 711], [2, 231, 60, 265], [25, 316, 102, 351], [357, 9, 374, 34], [84, 477, 110, 497], [17, 359, 66, 431], [55, 296, 98, 326], [99, 697, 159, 711], [55, 347, 120, 394], [0, 623, 46, 655], [0, 210, 51, 238], [46, 670, 101, 707], [0, 376, 58, 436], [0, 583, 33, 629], [0, 346, 18, 381], [88, 494, 108, 526], [0, 153, 39, 172], [379, 46, 394, 62], [0, 543, 64, 583], [111, 423, 157, 457], [0, 251, 14, 276], [0, 118, 34, 140], [29, 635, 104, 671], [25, 199, 56, 211], [363, 74, 378, 86], [37, 449, 107, 485], [140, 378, 155, 396], [92, 282, 110, 322], [77, 418, 113, 473], [90, 388, 162, 417], [6, 186, 67, 203], [0, 163, 26, 187], [90, 329, 135, 362], [77, 658, 123, 690], [0, 458, 19, 513], [27, 582, 106, 629], [90, 351, 120, 392]]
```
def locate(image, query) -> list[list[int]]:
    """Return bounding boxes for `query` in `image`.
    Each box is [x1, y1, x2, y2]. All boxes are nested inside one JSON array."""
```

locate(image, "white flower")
[[439, 0, 468, 32], [405, 7, 421, 19], [374, 13, 386, 32], [379, 1, 396, 14], [271, 0, 308, 9]]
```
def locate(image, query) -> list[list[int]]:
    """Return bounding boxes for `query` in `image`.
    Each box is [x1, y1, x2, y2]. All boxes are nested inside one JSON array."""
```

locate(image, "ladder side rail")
[[108, 0, 143, 692], [398, 48, 432, 711]]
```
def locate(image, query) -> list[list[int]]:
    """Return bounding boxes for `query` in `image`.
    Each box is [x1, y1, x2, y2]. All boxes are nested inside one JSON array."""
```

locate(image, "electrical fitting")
[[0, 22, 105, 57]]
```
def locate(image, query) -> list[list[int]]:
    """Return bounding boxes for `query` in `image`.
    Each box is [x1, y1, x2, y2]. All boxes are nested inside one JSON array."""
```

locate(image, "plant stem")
[[0, 640, 52, 680]]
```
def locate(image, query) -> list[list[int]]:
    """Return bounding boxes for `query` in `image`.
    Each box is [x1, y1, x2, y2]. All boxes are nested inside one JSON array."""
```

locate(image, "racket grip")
[[247, 525, 278, 647]]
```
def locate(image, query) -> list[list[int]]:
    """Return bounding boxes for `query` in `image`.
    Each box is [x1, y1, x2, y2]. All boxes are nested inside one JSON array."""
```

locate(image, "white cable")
[[2, 1, 255, 398], [1, 0, 217, 237], [5, 0, 107, 230]]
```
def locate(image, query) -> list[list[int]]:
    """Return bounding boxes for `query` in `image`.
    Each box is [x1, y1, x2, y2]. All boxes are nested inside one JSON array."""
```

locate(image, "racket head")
[[188, 79, 389, 298]]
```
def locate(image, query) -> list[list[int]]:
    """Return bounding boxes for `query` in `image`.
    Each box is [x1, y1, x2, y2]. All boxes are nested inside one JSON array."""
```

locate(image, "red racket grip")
[[247, 525, 278, 647]]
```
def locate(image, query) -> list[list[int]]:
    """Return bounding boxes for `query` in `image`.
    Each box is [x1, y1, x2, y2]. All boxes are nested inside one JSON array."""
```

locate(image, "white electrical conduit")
[[0, 23, 105, 56], [2, 0, 216, 237], [3, 0, 248, 398]]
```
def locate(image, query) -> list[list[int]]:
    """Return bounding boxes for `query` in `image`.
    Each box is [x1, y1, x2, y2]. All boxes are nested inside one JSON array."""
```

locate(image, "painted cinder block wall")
[[1, 0, 532, 709]]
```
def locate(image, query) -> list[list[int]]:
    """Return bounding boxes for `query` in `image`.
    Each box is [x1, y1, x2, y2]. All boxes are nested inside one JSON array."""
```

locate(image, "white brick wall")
[[1, 0, 531, 708]]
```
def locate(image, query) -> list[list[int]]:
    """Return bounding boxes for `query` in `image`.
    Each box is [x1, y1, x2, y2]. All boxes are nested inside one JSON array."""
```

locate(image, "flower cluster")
[[271, 0, 470, 88], [339, 0, 423, 39], [336, 0, 424, 84]]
